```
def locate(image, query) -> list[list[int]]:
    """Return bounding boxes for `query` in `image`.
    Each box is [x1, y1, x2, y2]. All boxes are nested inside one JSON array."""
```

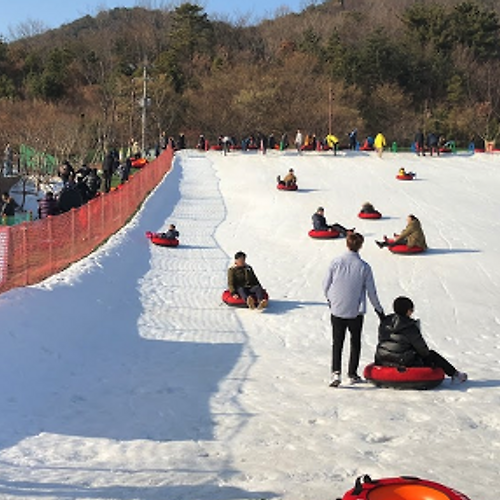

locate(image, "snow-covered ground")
[[0, 149, 499, 500]]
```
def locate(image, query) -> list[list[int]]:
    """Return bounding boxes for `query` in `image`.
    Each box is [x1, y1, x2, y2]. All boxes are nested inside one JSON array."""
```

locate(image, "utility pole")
[[141, 63, 148, 156], [328, 83, 333, 135]]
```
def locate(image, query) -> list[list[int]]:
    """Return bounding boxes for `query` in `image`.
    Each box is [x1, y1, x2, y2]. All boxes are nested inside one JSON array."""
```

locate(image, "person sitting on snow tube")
[[312, 207, 353, 237], [376, 214, 427, 250], [159, 223, 179, 240], [277, 168, 297, 187], [375, 296, 467, 383], [397, 167, 415, 179], [227, 251, 268, 310], [359, 202, 378, 215]]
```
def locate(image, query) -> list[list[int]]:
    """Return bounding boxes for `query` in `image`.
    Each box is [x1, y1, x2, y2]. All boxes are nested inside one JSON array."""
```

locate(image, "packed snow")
[[0, 148, 499, 500]]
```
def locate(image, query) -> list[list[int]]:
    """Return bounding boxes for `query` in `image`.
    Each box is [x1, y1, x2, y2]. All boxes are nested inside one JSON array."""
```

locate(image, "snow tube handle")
[[353, 475, 376, 495]]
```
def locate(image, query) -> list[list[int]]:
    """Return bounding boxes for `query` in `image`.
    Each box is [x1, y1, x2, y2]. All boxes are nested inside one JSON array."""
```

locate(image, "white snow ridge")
[[0, 148, 498, 500]]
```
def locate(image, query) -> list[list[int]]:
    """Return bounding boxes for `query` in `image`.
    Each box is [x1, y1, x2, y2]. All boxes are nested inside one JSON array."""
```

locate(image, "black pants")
[[423, 350, 457, 376], [103, 172, 112, 193], [329, 223, 349, 236], [237, 285, 265, 302], [330, 315, 364, 376]]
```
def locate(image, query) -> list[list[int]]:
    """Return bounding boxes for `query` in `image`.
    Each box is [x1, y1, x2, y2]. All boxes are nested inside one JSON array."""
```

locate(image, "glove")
[[376, 309, 385, 321]]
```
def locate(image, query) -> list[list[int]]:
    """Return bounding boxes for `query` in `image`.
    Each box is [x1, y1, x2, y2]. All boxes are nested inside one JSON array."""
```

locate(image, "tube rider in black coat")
[[375, 296, 467, 383]]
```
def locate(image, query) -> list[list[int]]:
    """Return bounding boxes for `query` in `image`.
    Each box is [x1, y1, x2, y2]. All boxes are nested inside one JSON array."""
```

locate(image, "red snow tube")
[[341, 475, 470, 500], [277, 183, 298, 191], [145, 231, 179, 247], [308, 229, 340, 239], [222, 289, 269, 307], [363, 363, 445, 390], [396, 173, 415, 180], [131, 157, 148, 168], [210, 145, 223, 151], [358, 211, 382, 220], [389, 244, 425, 254]]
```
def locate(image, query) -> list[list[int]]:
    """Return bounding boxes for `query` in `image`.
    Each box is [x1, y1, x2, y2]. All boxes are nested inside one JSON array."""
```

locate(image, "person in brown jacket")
[[376, 214, 427, 249], [227, 251, 267, 310], [277, 168, 297, 187]]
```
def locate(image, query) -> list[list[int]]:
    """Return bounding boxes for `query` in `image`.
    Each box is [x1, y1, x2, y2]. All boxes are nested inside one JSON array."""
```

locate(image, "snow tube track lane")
[[137, 150, 257, 447], [139, 151, 249, 343]]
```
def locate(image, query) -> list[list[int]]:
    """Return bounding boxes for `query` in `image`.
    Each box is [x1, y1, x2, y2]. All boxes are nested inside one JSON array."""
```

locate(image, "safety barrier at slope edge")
[[0, 147, 174, 295]]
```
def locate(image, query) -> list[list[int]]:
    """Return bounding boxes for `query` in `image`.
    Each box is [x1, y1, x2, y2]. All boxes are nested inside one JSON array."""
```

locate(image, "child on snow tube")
[[374, 296, 467, 383], [397, 167, 415, 179]]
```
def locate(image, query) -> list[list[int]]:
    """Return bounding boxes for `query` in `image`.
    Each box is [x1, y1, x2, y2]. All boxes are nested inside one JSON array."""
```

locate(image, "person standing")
[[349, 128, 358, 150], [38, 191, 59, 219], [102, 151, 116, 193], [294, 129, 303, 153], [415, 130, 425, 156], [323, 232, 384, 387], [374, 132, 386, 158], [427, 132, 439, 156]]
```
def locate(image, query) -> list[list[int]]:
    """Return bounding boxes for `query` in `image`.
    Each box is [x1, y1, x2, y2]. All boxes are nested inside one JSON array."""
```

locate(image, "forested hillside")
[[0, 0, 499, 158]]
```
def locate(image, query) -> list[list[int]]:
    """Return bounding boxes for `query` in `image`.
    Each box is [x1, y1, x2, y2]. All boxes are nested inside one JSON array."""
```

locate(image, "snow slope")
[[0, 149, 499, 499]]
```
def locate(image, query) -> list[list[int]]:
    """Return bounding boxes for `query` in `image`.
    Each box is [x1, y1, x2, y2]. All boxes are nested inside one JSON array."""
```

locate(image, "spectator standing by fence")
[[59, 160, 75, 186], [102, 151, 116, 193], [1, 192, 19, 217], [58, 179, 83, 213], [86, 169, 102, 199], [38, 192, 59, 219]]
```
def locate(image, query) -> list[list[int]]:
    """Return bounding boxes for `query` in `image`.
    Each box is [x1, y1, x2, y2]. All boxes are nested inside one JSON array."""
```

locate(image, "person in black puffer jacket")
[[375, 296, 467, 383]]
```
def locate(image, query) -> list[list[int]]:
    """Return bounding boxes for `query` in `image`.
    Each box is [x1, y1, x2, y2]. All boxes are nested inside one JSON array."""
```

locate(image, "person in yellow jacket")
[[325, 133, 340, 155], [374, 132, 386, 158]]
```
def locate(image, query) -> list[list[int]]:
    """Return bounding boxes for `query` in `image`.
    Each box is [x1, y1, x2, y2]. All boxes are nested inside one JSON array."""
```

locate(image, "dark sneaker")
[[347, 374, 362, 385], [376, 241, 384, 248], [452, 371, 468, 383]]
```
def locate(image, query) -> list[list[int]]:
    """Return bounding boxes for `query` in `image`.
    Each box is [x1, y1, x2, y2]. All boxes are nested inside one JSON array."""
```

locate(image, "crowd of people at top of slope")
[[194, 129, 452, 156], [35, 134, 189, 220], [2, 133, 187, 221]]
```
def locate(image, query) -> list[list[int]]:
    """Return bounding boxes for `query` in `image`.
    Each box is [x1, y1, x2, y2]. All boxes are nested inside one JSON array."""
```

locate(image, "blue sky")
[[1, 0, 305, 39]]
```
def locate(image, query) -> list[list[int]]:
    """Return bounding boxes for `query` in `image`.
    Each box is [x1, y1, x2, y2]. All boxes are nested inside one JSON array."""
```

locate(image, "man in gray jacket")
[[323, 232, 384, 387]]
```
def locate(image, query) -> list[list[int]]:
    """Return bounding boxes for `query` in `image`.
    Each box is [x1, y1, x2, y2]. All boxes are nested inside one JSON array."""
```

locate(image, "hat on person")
[[317, 206, 324, 212], [393, 296, 414, 316]]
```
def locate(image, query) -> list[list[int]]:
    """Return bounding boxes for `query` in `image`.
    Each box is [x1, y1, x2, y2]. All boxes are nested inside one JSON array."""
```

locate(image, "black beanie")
[[393, 296, 414, 316]]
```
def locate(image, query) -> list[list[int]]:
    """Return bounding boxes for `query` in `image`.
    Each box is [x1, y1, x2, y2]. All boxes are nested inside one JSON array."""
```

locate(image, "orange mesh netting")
[[0, 148, 174, 295]]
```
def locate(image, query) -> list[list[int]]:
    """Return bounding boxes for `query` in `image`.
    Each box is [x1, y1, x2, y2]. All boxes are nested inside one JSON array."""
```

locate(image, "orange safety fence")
[[0, 147, 174, 295]]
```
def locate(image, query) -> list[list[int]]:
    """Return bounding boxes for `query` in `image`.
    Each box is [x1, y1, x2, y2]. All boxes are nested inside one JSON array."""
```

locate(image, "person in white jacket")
[[323, 232, 384, 387], [294, 129, 303, 153]]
